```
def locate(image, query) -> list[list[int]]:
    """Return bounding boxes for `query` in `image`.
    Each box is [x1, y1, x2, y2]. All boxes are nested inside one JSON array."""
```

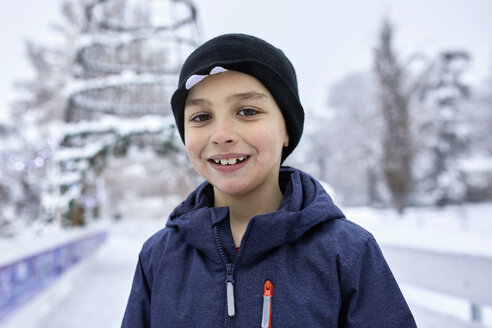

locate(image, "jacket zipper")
[[226, 263, 235, 317], [212, 219, 253, 327], [261, 280, 273, 328], [212, 225, 237, 323]]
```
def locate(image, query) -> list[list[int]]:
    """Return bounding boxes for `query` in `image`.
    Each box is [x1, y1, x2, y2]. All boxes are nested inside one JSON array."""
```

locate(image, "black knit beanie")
[[171, 33, 304, 162]]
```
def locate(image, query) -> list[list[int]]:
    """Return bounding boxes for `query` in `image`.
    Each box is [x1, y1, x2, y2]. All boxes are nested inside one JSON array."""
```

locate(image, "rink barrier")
[[382, 244, 492, 327], [0, 230, 107, 322]]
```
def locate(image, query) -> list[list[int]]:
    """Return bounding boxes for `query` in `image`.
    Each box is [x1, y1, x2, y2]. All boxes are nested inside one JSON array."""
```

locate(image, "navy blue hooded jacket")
[[122, 167, 416, 327]]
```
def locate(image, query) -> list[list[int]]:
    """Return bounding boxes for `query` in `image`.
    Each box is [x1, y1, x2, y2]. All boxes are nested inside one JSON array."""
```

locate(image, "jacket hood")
[[166, 167, 345, 265]]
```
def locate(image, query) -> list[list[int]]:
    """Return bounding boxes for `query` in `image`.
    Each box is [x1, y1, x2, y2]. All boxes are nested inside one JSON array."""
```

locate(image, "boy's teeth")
[[213, 157, 246, 165]]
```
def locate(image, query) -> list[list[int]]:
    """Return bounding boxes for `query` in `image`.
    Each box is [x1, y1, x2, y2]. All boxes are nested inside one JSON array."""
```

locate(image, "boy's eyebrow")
[[226, 91, 267, 102], [185, 98, 211, 107]]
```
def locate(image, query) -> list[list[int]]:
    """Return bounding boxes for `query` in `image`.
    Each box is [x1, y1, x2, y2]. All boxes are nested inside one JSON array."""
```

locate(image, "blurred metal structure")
[[67, 0, 199, 120], [49, 0, 199, 225]]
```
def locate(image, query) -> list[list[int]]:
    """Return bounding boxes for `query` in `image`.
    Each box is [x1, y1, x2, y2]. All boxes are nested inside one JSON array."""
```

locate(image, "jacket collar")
[[166, 167, 345, 265]]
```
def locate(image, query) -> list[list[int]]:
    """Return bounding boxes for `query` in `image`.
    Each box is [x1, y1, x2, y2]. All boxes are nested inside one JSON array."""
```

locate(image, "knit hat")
[[171, 33, 304, 162]]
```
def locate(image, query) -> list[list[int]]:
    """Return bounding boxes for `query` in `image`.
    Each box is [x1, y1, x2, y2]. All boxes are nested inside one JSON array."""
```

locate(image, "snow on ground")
[[345, 203, 492, 257], [1, 202, 491, 327]]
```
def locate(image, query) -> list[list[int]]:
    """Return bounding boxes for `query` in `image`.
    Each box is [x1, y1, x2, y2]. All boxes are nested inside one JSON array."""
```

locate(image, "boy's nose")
[[211, 120, 237, 145]]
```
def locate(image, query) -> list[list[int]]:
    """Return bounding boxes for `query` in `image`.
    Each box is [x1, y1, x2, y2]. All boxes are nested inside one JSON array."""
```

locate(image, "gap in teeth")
[[213, 157, 246, 165]]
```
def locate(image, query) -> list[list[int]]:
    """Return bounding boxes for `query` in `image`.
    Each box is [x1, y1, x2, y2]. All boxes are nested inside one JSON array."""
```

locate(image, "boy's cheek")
[[185, 142, 199, 161], [186, 147, 199, 161]]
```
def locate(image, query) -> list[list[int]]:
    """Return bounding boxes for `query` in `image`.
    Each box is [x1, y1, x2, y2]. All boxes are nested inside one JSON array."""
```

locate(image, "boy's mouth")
[[208, 156, 249, 166]]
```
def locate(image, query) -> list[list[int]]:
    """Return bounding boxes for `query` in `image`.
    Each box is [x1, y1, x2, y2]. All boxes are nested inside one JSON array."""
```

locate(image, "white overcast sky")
[[1, 0, 491, 119]]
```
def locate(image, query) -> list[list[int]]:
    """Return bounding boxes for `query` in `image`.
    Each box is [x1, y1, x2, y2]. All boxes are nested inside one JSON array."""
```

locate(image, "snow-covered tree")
[[374, 19, 414, 213], [0, 2, 79, 234], [295, 19, 484, 209], [0, 113, 53, 235], [469, 59, 492, 156], [13, 40, 71, 124], [293, 72, 387, 206], [445, 56, 492, 203], [414, 50, 471, 205], [326, 72, 387, 206]]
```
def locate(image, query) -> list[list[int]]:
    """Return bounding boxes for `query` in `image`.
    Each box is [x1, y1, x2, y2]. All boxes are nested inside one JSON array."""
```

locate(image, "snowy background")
[[1, 0, 492, 327]]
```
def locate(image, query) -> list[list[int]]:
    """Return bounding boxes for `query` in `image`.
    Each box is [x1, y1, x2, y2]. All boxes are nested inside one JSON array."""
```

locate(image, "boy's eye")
[[191, 113, 211, 122], [238, 108, 259, 117]]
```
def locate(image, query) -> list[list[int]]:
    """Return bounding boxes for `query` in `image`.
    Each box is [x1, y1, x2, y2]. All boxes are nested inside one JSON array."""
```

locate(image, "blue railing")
[[0, 230, 107, 322]]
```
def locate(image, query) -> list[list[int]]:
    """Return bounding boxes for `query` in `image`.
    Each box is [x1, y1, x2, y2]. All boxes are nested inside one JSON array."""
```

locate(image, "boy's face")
[[184, 70, 289, 199]]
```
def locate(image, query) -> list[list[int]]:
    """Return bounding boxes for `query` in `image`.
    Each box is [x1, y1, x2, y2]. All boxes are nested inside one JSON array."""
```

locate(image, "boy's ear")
[[283, 136, 289, 148]]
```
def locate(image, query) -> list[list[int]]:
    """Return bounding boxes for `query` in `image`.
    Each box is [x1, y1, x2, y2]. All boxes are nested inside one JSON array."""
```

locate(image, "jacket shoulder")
[[138, 226, 181, 276], [140, 226, 178, 257], [313, 217, 378, 268], [323, 217, 374, 246]]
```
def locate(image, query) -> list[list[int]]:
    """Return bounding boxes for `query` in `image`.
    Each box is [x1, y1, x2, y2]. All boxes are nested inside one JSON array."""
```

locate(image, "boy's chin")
[[213, 182, 251, 198]]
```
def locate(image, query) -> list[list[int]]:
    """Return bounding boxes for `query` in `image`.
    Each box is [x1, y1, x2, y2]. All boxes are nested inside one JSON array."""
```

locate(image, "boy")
[[122, 33, 417, 327]]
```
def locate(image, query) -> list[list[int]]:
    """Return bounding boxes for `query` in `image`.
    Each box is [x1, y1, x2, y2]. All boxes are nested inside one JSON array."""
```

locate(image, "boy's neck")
[[213, 178, 284, 247]]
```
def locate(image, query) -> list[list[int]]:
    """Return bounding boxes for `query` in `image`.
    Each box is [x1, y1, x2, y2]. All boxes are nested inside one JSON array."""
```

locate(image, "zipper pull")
[[226, 263, 235, 317], [261, 280, 273, 328]]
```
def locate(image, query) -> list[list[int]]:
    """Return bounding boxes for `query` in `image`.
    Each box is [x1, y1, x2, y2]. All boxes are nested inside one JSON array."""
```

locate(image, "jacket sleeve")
[[121, 254, 152, 328], [338, 237, 417, 327]]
